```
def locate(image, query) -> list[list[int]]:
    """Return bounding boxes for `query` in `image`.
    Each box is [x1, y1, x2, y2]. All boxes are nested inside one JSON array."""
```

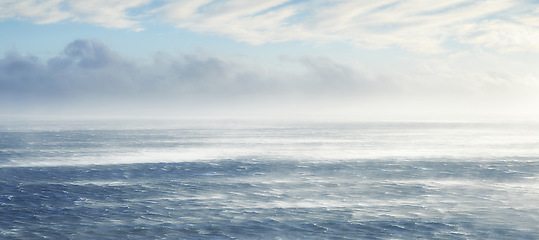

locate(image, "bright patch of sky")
[[1, 0, 539, 119]]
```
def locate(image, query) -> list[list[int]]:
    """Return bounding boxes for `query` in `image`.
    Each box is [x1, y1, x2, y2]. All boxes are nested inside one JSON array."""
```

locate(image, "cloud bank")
[[0, 40, 377, 102], [2, 0, 539, 53], [1, 39, 538, 119]]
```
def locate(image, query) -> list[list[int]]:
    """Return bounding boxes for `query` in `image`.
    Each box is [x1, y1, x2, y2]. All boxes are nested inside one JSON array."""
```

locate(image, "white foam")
[[3, 121, 539, 167]]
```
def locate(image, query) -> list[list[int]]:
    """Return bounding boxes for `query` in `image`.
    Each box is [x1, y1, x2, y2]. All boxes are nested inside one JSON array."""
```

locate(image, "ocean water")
[[0, 119, 538, 239]]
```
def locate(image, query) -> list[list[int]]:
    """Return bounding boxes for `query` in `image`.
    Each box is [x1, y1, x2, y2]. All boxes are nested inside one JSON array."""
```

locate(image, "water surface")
[[1, 119, 538, 239]]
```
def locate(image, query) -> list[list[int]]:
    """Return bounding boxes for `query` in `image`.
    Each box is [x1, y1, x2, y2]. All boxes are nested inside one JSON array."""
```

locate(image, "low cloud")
[[0, 39, 375, 116], [1, 39, 538, 118], [0, 39, 382, 98]]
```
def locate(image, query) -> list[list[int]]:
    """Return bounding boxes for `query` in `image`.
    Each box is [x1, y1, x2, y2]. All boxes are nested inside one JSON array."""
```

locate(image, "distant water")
[[1, 119, 538, 239]]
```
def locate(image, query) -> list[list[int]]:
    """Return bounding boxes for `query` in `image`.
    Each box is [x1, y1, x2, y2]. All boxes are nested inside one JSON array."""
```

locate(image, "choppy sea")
[[1, 118, 538, 239]]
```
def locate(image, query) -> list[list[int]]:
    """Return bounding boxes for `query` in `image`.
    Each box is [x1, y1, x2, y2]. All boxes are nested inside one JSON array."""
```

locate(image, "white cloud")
[[0, 0, 70, 23], [156, 0, 539, 54], [67, 0, 151, 29], [158, 0, 298, 44], [457, 20, 539, 53], [1, 0, 539, 53], [0, 0, 149, 30]]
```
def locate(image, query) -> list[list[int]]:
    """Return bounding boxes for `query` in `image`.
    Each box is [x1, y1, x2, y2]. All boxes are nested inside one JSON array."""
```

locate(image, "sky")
[[1, 0, 539, 120]]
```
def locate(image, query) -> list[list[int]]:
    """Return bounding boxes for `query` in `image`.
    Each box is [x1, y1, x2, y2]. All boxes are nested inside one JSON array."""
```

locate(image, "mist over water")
[[1, 118, 538, 239]]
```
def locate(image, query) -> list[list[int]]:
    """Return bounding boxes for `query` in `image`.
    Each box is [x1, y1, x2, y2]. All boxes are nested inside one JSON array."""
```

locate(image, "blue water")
[[1, 119, 538, 239]]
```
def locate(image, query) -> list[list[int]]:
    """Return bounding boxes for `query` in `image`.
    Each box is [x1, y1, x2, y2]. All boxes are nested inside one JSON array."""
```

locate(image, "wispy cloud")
[[66, 0, 151, 30], [0, 0, 70, 24], [155, 0, 539, 54], [157, 0, 299, 44], [1, 0, 538, 53], [0, 0, 150, 30]]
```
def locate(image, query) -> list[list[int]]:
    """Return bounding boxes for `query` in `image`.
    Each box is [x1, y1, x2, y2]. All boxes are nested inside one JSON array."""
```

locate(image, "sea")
[[0, 118, 538, 239]]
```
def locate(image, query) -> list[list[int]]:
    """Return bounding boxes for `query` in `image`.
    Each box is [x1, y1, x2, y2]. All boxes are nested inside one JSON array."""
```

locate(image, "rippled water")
[[1, 119, 538, 239]]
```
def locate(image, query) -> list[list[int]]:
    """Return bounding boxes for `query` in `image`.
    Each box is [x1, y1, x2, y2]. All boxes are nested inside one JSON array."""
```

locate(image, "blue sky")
[[1, 0, 539, 119]]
